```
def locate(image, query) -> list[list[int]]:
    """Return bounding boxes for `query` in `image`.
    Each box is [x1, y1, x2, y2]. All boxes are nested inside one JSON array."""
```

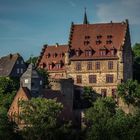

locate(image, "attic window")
[[106, 40, 112, 44], [85, 36, 90, 39], [25, 79, 29, 84], [85, 50, 92, 57], [97, 35, 102, 39], [107, 35, 112, 39], [75, 49, 81, 56], [46, 53, 50, 58], [96, 40, 102, 45], [84, 41, 90, 46], [100, 50, 106, 56]]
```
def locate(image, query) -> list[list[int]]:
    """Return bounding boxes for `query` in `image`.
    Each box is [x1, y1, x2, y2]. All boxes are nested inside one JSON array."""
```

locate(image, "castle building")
[[37, 12, 133, 97]]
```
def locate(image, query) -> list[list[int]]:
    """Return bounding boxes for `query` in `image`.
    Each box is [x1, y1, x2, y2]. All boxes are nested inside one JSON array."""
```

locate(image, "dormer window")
[[97, 35, 102, 39], [46, 53, 50, 58], [107, 35, 113, 39], [110, 48, 116, 55], [55, 63, 61, 69], [106, 40, 112, 44], [84, 41, 90, 46], [75, 49, 81, 56], [85, 36, 90, 39], [100, 50, 106, 56], [85, 50, 92, 57], [96, 40, 102, 45]]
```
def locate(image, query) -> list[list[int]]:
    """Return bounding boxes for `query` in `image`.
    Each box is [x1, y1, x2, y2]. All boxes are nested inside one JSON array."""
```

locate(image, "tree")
[[81, 86, 100, 108], [19, 98, 64, 140], [117, 79, 140, 107], [133, 43, 140, 59], [85, 97, 116, 140], [133, 43, 140, 82], [0, 77, 18, 95], [84, 97, 140, 140], [0, 77, 21, 139], [26, 56, 38, 66]]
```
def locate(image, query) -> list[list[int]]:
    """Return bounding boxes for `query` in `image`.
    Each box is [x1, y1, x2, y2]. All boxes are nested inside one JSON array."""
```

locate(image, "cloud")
[[96, 0, 140, 25]]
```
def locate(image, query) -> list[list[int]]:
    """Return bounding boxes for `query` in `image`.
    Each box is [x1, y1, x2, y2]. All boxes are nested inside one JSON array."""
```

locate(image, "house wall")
[[10, 57, 27, 78]]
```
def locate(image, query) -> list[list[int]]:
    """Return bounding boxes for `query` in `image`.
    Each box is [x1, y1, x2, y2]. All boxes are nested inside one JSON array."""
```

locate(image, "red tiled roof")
[[37, 44, 69, 71], [69, 22, 127, 60]]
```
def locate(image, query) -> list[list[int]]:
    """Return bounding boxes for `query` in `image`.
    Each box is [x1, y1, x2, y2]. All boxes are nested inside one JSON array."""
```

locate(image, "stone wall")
[[67, 59, 119, 96]]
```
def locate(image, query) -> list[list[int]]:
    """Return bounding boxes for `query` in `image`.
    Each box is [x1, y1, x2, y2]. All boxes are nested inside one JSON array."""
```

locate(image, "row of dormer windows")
[[41, 63, 63, 70], [84, 35, 113, 40], [76, 61, 113, 71], [46, 53, 65, 58], [75, 49, 116, 56]]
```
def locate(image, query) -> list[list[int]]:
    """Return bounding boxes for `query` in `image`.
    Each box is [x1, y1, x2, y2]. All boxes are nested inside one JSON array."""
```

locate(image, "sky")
[[0, 0, 140, 60]]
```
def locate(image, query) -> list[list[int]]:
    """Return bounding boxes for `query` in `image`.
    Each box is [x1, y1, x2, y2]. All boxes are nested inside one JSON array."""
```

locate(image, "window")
[[106, 40, 112, 44], [85, 50, 92, 57], [76, 50, 80, 56], [89, 75, 96, 83], [17, 68, 19, 74], [97, 35, 102, 39], [76, 75, 82, 84], [112, 89, 117, 98], [21, 60, 24, 64], [76, 62, 81, 71], [100, 50, 106, 56], [110, 49, 116, 55], [96, 40, 101, 45], [95, 62, 100, 70], [106, 74, 113, 83], [25, 79, 29, 84], [84, 41, 90, 46], [40, 80, 42, 85], [85, 36, 90, 39], [101, 89, 107, 97], [55, 63, 61, 69], [21, 68, 23, 73], [107, 35, 112, 39], [87, 62, 92, 70], [108, 61, 113, 69]]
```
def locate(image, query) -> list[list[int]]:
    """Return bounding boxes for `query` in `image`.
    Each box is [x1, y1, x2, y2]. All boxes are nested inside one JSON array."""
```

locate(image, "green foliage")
[[85, 97, 116, 140], [133, 43, 140, 82], [85, 97, 140, 140], [81, 86, 100, 108], [0, 77, 18, 95], [117, 79, 140, 106], [133, 43, 140, 58], [19, 98, 64, 140], [26, 56, 38, 66], [0, 107, 20, 140], [37, 68, 49, 87]]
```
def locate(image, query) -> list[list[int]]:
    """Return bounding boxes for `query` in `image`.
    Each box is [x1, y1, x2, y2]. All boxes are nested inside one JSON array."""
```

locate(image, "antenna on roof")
[[83, 7, 89, 24]]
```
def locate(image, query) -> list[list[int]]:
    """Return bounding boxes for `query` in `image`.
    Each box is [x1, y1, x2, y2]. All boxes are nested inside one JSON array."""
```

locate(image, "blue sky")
[[0, 0, 140, 60]]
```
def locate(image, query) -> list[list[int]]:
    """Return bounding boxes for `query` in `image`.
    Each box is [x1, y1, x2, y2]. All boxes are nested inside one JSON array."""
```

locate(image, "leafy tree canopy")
[[26, 56, 38, 66], [133, 43, 140, 58], [117, 79, 140, 106], [19, 98, 63, 140]]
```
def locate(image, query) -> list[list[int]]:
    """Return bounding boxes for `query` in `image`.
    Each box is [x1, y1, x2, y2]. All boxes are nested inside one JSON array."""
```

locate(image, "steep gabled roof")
[[69, 21, 128, 60], [0, 53, 20, 76], [37, 44, 69, 71]]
